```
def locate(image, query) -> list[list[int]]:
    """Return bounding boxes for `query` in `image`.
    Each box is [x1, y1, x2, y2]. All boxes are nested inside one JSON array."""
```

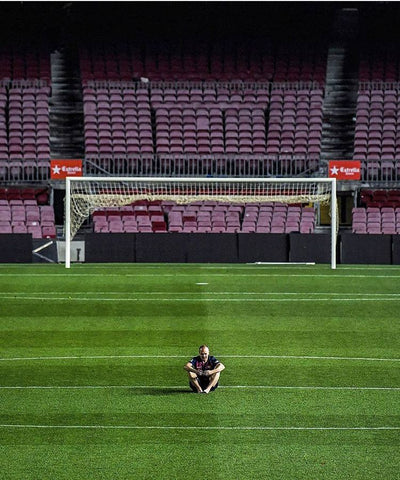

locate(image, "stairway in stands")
[[320, 8, 360, 165], [49, 47, 84, 159]]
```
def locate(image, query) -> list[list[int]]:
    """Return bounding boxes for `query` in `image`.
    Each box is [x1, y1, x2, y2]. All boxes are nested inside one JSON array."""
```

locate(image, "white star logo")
[[330, 165, 339, 176], [52, 164, 61, 175]]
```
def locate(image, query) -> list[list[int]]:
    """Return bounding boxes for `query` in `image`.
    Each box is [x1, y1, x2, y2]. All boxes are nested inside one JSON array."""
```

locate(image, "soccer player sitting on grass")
[[184, 345, 225, 394]]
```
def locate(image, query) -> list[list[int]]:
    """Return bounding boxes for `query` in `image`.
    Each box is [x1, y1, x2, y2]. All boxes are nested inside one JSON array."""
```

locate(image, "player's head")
[[199, 344, 209, 361]]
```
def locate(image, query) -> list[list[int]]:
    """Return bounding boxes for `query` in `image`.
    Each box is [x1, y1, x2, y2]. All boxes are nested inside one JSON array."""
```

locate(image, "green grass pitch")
[[0, 263, 399, 479]]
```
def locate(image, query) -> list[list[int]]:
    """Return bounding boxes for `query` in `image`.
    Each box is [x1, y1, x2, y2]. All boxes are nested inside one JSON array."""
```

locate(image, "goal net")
[[65, 176, 337, 268]]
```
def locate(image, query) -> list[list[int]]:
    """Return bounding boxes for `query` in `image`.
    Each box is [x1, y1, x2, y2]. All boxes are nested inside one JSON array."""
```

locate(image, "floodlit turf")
[[0, 263, 399, 479]]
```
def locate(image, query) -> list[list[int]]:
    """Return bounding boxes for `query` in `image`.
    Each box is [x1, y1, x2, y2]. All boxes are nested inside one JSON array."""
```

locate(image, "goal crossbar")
[[65, 176, 337, 268]]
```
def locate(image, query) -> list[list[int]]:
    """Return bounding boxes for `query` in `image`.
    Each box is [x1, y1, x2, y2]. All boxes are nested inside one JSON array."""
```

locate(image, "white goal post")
[[65, 176, 337, 269]]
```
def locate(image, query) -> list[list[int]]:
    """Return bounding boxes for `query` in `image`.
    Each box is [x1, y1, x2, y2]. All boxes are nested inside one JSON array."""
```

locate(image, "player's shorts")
[[189, 376, 219, 392]]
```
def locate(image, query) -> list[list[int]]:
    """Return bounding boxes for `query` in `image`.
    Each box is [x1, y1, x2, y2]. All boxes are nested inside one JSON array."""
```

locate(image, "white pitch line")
[[0, 354, 399, 362], [1, 273, 400, 278], [0, 385, 399, 391], [1, 296, 400, 302], [2, 264, 400, 271], [224, 385, 400, 391], [1, 292, 400, 297], [0, 424, 398, 431]]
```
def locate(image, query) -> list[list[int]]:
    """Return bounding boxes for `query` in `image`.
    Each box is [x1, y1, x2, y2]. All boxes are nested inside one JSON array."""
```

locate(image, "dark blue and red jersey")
[[190, 355, 220, 372]]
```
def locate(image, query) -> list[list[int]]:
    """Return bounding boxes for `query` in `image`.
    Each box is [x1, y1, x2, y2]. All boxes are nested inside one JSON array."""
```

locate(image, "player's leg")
[[188, 371, 203, 393], [203, 371, 220, 394]]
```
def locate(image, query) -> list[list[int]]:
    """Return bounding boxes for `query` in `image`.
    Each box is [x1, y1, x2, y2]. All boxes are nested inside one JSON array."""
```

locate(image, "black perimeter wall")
[[0, 233, 397, 265], [85, 233, 393, 265], [0, 235, 32, 263]]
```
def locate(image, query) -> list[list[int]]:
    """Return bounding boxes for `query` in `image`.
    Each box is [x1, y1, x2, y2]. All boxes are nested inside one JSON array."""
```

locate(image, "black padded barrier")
[[289, 233, 331, 264], [0, 234, 32, 263], [340, 234, 392, 265], [135, 233, 188, 262], [391, 236, 400, 264], [84, 233, 400, 265], [85, 233, 135, 263], [186, 233, 238, 263], [237, 234, 288, 263], [85, 233, 239, 263]]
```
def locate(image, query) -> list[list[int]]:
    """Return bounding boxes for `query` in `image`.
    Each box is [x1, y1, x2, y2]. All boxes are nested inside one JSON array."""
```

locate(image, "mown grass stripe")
[[0, 354, 399, 362], [0, 424, 398, 431], [2, 273, 400, 278]]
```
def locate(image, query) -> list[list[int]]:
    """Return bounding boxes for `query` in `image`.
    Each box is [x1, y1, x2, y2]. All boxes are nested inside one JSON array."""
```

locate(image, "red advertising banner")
[[50, 159, 83, 179], [328, 160, 361, 180]]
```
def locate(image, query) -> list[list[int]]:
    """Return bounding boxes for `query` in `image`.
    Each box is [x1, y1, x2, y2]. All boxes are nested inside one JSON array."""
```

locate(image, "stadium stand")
[[355, 38, 400, 181], [351, 205, 400, 234], [91, 201, 316, 235], [3, 2, 400, 251], [0, 186, 55, 238], [0, 47, 51, 84], [354, 88, 400, 179], [0, 44, 51, 183], [0, 43, 54, 236]]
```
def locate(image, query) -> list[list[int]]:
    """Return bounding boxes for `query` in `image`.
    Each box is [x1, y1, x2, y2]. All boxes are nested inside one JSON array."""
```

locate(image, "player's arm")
[[184, 362, 201, 375], [203, 362, 225, 376]]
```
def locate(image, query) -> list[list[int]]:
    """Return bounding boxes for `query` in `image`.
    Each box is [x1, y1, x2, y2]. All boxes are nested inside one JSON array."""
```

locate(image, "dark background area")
[[1, 2, 400, 47]]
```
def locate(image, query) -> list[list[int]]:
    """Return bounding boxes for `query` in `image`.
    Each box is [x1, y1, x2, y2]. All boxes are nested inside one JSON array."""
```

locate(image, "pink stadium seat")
[[0, 224, 12, 234], [42, 225, 56, 238]]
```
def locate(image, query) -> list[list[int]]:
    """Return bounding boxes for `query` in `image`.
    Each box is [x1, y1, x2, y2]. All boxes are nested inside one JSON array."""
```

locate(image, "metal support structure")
[[65, 177, 71, 269]]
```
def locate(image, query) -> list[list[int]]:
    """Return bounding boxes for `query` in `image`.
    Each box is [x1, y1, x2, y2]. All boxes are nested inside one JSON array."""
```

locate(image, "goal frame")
[[65, 176, 337, 269]]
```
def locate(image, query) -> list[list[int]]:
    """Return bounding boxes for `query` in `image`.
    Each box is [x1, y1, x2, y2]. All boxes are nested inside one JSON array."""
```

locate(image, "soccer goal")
[[65, 176, 337, 269]]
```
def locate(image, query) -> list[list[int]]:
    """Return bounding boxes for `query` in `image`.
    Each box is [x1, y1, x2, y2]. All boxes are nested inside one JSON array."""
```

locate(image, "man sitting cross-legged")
[[184, 345, 225, 394]]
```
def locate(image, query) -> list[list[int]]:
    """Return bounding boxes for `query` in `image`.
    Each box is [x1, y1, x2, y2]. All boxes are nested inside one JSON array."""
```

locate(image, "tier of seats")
[[7, 39, 400, 181], [0, 48, 51, 83], [352, 206, 400, 234], [155, 104, 267, 156], [149, 86, 270, 105], [0, 187, 54, 238], [80, 40, 326, 83], [84, 86, 153, 155], [6, 87, 51, 158], [0, 86, 50, 159], [352, 189, 400, 234], [0, 199, 55, 238], [354, 89, 400, 161], [0, 85, 51, 181], [83, 85, 271, 156], [0, 44, 51, 181], [359, 44, 400, 83], [350, 40, 400, 177], [92, 201, 315, 234], [80, 39, 326, 173], [359, 188, 400, 207], [266, 88, 323, 159], [0, 186, 49, 203], [354, 88, 400, 180], [83, 84, 323, 168]]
